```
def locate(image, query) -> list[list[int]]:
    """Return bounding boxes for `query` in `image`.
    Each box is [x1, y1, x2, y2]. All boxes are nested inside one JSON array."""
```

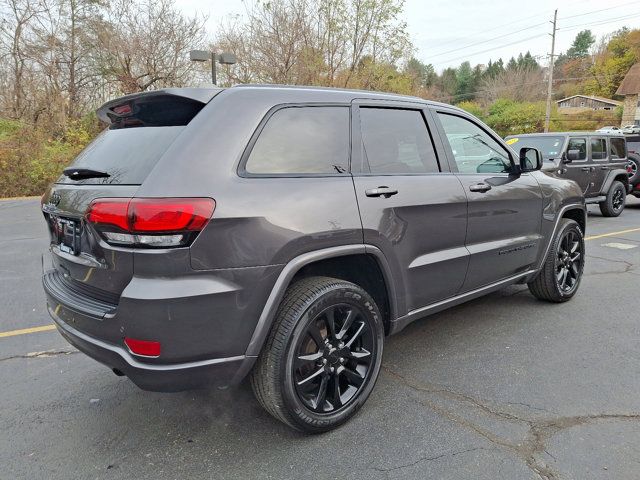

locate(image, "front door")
[[563, 137, 593, 195], [351, 102, 469, 313], [431, 108, 544, 292]]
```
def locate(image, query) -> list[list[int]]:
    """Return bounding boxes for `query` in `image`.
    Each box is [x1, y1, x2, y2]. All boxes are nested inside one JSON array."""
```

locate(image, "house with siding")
[[616, 63, 640, 126], [556, 94, 621, 112]]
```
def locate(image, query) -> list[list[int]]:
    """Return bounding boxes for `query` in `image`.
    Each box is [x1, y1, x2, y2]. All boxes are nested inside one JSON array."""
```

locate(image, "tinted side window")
[[360, 108, 439, 174], [609, 137, 626, 159], [245, 107, 349, 174], [437, 113, 511, 173], [591, 138, 607, 160], [567, 138, 587, 161]]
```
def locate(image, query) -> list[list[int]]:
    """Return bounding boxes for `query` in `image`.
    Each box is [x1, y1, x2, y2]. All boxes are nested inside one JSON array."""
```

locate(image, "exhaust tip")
[[112, 368, 125, 377]]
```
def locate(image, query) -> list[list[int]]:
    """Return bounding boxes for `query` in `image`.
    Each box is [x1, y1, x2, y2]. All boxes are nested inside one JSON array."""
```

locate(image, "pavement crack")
[[0, 349, 78, 362], [383, 366, 522, 422], [371, 446, 488, 472], [585, 254, 634, 274], [382, 366, 640, 480]]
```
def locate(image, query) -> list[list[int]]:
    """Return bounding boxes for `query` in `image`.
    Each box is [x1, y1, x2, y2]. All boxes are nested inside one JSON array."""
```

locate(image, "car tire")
[[250, 276, 384, 433], [627, 153, 640, 184], [599, 180, 626, 217], [528, 218, 584, 303]]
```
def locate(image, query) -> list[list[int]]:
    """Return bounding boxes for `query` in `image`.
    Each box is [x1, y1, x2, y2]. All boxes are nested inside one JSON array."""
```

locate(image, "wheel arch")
[[601, 169, 630, 194], [244, 245, 397, 359], [562, 207, 586, 234]]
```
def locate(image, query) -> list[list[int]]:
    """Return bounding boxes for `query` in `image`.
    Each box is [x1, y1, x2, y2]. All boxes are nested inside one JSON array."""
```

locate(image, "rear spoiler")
[[96, 88, 222, 128]]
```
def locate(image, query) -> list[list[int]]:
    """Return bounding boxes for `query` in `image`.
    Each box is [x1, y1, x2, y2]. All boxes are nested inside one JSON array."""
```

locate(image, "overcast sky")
[[179, 0, 640, 72]]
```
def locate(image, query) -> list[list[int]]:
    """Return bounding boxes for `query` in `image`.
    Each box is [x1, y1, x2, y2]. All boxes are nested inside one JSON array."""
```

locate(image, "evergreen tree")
[[567, 30, 595, 58]]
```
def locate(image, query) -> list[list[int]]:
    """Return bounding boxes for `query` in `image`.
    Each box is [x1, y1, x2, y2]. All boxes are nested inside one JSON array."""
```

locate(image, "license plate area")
[[53, 217, 81, 255]]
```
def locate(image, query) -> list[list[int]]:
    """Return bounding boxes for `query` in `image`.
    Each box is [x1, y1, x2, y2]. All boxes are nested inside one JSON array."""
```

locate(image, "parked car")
[[596, 126, 622, 134], [42, 86, 587, 433], [622, 124, 640, 134], [505, 132, 630, 216], [626, 134, 640, 197]]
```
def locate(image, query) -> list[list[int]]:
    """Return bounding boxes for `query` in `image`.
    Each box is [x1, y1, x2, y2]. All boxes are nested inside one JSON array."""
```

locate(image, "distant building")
[[616, 63, 640, 126], [556, 94, 621, 111]]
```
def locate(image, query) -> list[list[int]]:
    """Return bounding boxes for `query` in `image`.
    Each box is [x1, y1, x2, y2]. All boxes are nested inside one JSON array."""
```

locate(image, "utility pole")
[[544, 9, 558, 133]]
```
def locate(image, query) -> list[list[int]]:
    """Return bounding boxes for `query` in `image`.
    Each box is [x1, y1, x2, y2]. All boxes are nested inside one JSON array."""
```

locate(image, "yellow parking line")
[[0, 325, 56, 338], [585, 227, 640, 241]]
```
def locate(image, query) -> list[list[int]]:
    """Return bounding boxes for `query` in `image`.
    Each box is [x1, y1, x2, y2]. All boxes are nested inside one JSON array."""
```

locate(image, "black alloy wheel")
[[251, 276, 384, 433], [555, 228, 582, 294], [293, 303, 375, 413], [612, 188, 624, 211]]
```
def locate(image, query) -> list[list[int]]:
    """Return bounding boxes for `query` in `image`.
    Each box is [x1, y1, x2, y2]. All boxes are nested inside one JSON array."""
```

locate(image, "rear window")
[[244, 106, 349, 175], [58, 93, 211, 185], [56, 126, 184, 185], [591, 138, 607, 160], [609, 137, 626, 159]]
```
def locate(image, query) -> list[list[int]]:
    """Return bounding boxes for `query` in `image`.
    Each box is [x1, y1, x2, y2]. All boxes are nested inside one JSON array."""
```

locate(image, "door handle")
[[365, 186, 398, 198], [600, 166, 609, 170], [581, 167, 590, 171], [469, 183, 492, 193]]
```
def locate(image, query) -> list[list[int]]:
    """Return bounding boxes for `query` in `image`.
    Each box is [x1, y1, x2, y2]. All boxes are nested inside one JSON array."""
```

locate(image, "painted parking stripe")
[[0, 325, 56, 338], [585, 227, 640, 241]]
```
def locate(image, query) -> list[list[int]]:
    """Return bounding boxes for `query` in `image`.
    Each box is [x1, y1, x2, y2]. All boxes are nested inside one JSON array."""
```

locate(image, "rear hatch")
[[42, 89, 220, 315]]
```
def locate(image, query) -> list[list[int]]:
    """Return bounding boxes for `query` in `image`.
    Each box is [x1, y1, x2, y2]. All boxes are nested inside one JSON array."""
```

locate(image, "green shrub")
[[0, 118, 98, 197]]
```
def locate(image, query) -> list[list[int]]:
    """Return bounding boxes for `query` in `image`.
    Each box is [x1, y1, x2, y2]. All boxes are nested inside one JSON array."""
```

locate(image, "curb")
[[0, 195, 40, 202]]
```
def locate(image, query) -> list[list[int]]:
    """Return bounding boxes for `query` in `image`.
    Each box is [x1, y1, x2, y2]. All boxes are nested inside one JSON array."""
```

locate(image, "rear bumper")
[[48, 304, 255, 392], [41, 259, 281, 391]]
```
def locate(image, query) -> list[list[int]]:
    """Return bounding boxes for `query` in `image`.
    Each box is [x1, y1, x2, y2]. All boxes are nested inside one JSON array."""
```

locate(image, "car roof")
[[505, 132, 625, 138], [230, 83, 434, 103]]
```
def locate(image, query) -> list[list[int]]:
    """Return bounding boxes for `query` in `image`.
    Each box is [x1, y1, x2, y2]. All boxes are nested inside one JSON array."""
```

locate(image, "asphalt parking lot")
[[1, 197, 639, 480]]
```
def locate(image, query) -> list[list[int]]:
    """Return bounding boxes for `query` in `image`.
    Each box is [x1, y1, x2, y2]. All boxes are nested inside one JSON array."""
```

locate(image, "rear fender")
[[600, 169, 629, 194]]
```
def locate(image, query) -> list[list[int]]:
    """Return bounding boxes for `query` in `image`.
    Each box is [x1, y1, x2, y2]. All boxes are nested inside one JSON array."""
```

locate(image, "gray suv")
[[504, 132, 630, 217], [42, 86, 586, 432]]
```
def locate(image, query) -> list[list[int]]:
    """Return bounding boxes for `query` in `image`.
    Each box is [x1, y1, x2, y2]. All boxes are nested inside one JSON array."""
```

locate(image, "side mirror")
[[519, 147, 543, 172], [565, 149, 581, 163]]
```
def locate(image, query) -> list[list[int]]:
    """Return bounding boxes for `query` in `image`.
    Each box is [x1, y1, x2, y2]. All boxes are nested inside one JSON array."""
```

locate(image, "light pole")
[[190, 50, 237, 86]]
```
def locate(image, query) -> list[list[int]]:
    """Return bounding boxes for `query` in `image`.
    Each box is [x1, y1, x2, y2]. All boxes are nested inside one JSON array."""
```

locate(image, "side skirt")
[[389, 269, 537, 335]]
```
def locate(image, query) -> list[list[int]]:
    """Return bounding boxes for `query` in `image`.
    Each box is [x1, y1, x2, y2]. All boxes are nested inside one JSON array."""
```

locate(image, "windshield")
[[505, 136, 565, 160], [56, 126, 184, 185]]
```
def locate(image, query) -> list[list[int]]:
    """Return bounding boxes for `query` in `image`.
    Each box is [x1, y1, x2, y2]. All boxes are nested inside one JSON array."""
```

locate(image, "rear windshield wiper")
[[63, 167, 110, 180]]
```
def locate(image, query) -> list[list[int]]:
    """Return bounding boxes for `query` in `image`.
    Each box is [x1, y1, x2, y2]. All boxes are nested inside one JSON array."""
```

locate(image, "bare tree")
[[93, 0, 207, 93], [480, 65, 546, 103], [215, 0, 410, 89], [0, 0, 40, 118]]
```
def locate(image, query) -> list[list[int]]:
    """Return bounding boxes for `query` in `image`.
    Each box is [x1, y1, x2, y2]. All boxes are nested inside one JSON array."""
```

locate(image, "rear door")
[[562, 136, 593, 195], [351, 101, 468, 313], [589, 137, 609, 193], [430, 108, 543, 291]]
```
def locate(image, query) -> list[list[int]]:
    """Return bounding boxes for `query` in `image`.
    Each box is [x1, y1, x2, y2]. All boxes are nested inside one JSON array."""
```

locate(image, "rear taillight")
[[86, 198, 215, 248]]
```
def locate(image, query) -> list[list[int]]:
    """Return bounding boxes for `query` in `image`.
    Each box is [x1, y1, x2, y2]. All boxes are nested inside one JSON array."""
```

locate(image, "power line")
[[425, 22, 548, 60], [558, 1, 639, 21], [560, 11, 640, 31], [429, 4, 640, 69], [433, 33, 547, 67], [421, 10, 553, 52]]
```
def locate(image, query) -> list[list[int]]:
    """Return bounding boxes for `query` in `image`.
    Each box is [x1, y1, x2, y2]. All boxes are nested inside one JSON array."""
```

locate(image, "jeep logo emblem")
[[49, 192, 61, 206]]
